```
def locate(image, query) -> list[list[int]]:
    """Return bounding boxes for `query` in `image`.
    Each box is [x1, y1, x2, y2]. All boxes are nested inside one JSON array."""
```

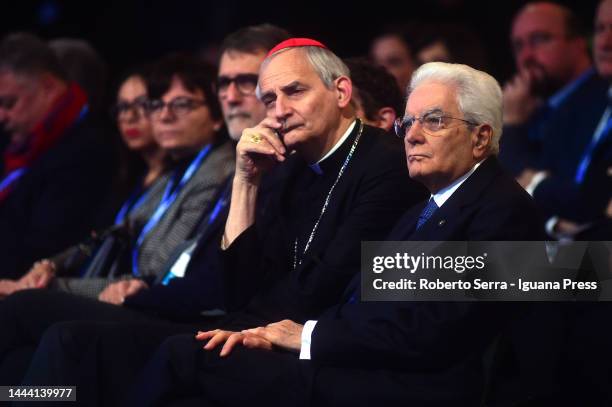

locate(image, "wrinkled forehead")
[[258, 49, 318, 93], [406, 81, 459, 116], [219, 50, 266, 77], [512, 5, 567, 38]]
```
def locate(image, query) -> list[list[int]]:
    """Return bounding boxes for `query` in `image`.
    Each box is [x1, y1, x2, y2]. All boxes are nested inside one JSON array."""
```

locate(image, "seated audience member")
[[344, 57, 403, 131], [558, 10, 612, 405], [411, 23, 487, 69], [16, 38, 426, 402], [519, 1, 612, 239], [49, 38, 109, 115], [370, 28, 415, 95], [0, 68, 170, 298], [123, 23, 291, 318], [2, 53, 236, 297], [0, 32, 115, 279], [499, 2, 605, 179], [43, 61, 544, 406], [0, 25, 288, 385]]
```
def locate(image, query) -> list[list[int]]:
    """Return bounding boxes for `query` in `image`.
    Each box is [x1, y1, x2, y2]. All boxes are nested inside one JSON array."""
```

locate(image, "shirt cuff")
[[545, 216, 560, 238], [525, 171, 548, 196], [299, 320, 317, 360]]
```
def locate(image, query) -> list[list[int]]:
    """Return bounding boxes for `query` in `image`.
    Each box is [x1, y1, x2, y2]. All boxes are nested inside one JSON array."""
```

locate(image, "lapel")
[[407, 156, 502, 240]]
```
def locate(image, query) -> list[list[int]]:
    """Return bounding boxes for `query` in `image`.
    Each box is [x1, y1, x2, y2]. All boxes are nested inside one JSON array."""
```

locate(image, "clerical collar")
[[432, 160, 483, 208], [309, 120, 357, 175]]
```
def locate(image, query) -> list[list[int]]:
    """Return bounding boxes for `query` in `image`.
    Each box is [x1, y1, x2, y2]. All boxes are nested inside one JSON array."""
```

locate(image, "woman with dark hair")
[[0, 53, 236, 385], [0, 68, 170, 296]]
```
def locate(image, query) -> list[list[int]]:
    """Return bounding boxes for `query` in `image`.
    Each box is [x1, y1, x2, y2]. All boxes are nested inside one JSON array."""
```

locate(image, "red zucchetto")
[[266, 38, 328, 57]]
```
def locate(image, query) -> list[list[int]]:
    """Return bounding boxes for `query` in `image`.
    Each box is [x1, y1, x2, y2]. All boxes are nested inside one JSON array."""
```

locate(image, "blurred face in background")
[[371, 34, 415, 94], [148, 76, 222, 158], [0, 70, 52, 138], [511, 3, 587, 96], [114, 75, 155, 152], [217, 50, 267, 141], [595, 0, 612, 80]]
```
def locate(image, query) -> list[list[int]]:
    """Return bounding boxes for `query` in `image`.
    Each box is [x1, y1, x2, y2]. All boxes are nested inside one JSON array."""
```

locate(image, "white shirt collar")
[[431, 161, 483, 208], [309, 120, 357, 175]]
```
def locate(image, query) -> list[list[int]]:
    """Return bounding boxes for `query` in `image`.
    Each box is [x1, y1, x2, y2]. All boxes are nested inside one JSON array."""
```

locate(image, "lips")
[[124, 128, 141, 138], [407, 154, 431, 162], [156, 129, 182, 141], [279, 124, 301, 137]]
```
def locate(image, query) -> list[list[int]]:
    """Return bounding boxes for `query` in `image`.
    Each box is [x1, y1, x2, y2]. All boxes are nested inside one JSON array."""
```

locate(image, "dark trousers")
[[22, 321, 198, 406], [121, 333, 482, 407], [123, 334, 312, 407], [0, 289, 165, 385]]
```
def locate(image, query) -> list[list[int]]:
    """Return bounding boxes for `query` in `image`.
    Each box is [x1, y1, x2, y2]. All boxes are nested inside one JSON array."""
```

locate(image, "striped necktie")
[[416, 198, 439, 230]]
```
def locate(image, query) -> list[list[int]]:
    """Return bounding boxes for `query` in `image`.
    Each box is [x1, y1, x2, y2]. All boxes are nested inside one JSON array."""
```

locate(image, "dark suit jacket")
[[220, 124, 427, 328], [306, 157, 545, 406], [535, 125, 612, 225], [499, 70, 608, 179], [515, 71, 609, 223], [0, 117, 114, 279]]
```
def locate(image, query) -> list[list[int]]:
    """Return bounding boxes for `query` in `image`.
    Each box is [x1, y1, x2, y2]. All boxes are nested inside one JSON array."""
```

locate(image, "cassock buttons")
[[438, 219, 446, 227]]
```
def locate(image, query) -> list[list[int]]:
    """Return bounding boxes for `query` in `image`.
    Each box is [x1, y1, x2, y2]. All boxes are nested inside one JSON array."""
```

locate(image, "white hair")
[[408, 62, 503, 155], [256, 46, 350, 98]]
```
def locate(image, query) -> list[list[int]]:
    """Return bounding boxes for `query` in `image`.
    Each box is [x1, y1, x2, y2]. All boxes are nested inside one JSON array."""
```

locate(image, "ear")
[[472, 124, 493, 160], [334, 76, 353, 109], [374, 107, 397, 132]]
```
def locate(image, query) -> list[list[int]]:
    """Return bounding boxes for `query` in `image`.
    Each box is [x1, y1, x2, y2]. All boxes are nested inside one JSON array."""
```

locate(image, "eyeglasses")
[[394, 111, 478, 138], [146, 97, 206, 119], [0, 95, 17, 110], [512, 32, 558, 55], [111, 96, 148, 120], [216, 74, 258, 97]]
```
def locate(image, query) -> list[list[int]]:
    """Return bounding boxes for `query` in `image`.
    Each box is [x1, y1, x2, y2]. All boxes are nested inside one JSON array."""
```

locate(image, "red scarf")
[[0, 82, 88, 202]]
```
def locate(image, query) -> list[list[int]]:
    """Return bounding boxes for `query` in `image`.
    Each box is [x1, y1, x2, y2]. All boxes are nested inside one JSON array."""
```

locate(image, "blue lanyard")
[[0, 168, 27, 194], [207, 178, 233, 226], [575, 111, 612, 184], [114, 182, 151, 225], [76, 104, 89, 122], [159, 176, 233, 285], [0, 106, 89, 197], [131, 144, 212, 276]]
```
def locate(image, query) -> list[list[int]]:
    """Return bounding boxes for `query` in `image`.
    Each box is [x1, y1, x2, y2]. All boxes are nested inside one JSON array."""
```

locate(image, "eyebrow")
[[280, 81, 305, 93], [217, 73, 258, 80], [260, 80, 306, 102], [407, 107, 444, 117]]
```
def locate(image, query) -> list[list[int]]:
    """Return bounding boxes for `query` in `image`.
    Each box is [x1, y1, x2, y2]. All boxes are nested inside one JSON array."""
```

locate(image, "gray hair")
[[256, 45, 350, 98], [0, 32, 67, 81], [408, 62, 503, 155]]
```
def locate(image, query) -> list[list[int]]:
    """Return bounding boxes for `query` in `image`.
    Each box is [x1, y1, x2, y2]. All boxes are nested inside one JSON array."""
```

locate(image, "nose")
[[224, 82, 243, 105], [274, 94, 291, 121], [124, 107, 140, 123], [157, 104, 176, 123], [516, 45, 536, 70], [404, 121, 425, 146]]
